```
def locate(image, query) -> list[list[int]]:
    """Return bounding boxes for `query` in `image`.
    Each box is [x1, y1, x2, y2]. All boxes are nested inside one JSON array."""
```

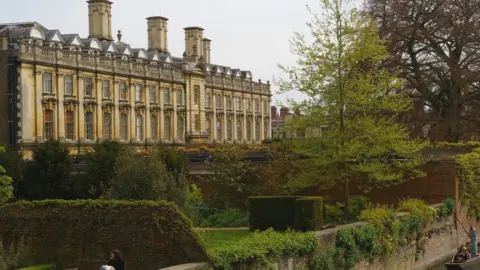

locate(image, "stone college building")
[[0, 0, 272, 156]]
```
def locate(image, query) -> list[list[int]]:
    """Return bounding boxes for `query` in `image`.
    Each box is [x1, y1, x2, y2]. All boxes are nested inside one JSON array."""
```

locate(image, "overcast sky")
[[0, 0, 319, 105]]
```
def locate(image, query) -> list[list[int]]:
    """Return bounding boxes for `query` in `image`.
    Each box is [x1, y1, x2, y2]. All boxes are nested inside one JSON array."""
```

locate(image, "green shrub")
[[437, 198, 455, 218], [200, 208, 248, 228], [359, 205, 399, 255], [350, 196, 371, 217], [16, 264, 56, 270], [334, 227, 360, 269], [249, 196, 298, 231], [294, 197, 323, 231], [209, 228, 317, 270], [308, 248, 337, 270], [324, 202, 344, 224], [355, 224, 382, 261], [0, 237, 32, 270]]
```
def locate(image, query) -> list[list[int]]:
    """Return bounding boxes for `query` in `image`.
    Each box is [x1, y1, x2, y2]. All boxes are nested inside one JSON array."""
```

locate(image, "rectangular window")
[[263, 100, 268, 113], [206, 118, 212, 140], [65, 75, 73, 96], [120, 113, 128, 141], [226, 96, 232, 110], [85, 78, 92, 97], [103, 80, 110, 99], [206, 93, 211, 108], [103, 112, 111, 140], [236, 97, 241, 110], [246, 98, 251, 111], [227, 119, 232, 141], [164, 88, 170, 104], [194, 86, 200, 104], [151, 115, 157, 140], [177, 118, 184, 140], [247, 121, 252, 141], [255, 100, 260, 112], [264, 119, 269, 138], [216, 119, 222, 140], [120, 82, 127, 100], [194, 115, 199, 131], [135, 84, 142, 102], [177, 89, 183, 105], [255, 121, 260, 141], [136, 115, 143, 142], [237, 120, 242, 141], [215, 94, 221, 109], [85, 111, 93, 140], [65, 110, 74, 140], [44, 109, 53, 140], [164, 117, 171, 141], [43, 72, 52, 93], [150, 86, 156, 103]]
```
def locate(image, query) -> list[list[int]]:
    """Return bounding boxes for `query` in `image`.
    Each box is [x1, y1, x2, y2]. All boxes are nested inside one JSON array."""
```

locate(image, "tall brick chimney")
[[280, 107, 289, 119], [271, 106, 277, 119]]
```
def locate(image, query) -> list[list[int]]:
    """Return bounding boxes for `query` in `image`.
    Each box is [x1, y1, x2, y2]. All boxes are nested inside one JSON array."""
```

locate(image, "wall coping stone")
[[158, 262, 210, 270]]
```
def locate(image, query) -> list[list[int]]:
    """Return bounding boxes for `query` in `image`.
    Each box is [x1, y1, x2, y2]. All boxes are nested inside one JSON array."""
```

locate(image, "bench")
[[66, 259, 127, 270]]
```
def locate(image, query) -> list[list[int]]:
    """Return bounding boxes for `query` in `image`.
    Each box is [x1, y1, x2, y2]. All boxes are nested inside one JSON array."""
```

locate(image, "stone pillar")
[[173, 87, 178, 141], [96, 78, 103, 141], [129, 82, 136, 140], [78, 76, 85, 141], [113, 80, 120, 140], [145, 84, 151, 142], [160, 84, 165, 141], [57, 73, 65, 141], [35, 70, 43, 141]]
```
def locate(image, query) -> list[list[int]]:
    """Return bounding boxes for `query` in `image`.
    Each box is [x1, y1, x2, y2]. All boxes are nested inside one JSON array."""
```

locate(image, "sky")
[[0, 0, 320, 106]]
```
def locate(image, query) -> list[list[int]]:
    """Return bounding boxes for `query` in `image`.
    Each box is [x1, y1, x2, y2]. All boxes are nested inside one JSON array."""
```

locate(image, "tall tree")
[[278, 0, 426, 216], [366, 0, 480, 142], [0, 147, 13, 204], [20, 141, 73, 200]]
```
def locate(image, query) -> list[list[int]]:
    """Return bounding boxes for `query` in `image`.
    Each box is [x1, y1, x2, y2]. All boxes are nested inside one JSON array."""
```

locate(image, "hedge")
[[249, 196, 298, 231], [0, 200, 210, 270], [294, 197, 323, 231], [249, 196, 323, 231]]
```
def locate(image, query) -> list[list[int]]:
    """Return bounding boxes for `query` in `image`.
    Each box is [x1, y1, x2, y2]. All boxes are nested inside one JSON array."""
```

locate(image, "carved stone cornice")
[[41, 93, 58, 110], [150, 103, 161, 112], [83, 97, 97, 110], [135, 102, 146, 112], [164, 104, 174, 112], [177, 105, 186, 112]]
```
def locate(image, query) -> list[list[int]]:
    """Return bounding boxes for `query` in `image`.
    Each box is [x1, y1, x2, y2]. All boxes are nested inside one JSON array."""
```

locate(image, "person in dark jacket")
[[106, 249, 125, 270]]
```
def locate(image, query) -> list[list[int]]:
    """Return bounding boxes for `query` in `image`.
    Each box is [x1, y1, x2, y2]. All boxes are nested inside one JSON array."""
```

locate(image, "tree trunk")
[[344, 179, 351, 220]]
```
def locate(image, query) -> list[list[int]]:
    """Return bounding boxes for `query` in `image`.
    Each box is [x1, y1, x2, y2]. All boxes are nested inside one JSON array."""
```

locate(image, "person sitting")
[[455, 246, 471, 262], [100, 249, 125, 270]]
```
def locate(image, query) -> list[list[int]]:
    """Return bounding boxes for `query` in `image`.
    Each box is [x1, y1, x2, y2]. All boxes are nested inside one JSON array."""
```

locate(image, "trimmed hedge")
[[249, 196, 298, 231], [0, 200, 210, 270], [294, 197, 323, 231], [249, 196, 323, 231]]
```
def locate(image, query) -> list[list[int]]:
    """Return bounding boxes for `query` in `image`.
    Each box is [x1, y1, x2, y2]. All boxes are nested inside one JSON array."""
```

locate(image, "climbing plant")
[[0, 147, 13, 204]]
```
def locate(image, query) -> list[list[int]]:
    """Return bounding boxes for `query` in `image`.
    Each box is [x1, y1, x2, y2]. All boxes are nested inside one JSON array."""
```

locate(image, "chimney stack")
[[203, 38, 211, 63], [271, 106, 277, 119], [147, 16, 168, 52], [184, 27, 204, 62], [87, 0, 113, 41]]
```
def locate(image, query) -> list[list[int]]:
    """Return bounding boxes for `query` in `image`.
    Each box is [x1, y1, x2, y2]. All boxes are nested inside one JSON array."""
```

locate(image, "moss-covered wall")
[[0, 200, 210, 270]]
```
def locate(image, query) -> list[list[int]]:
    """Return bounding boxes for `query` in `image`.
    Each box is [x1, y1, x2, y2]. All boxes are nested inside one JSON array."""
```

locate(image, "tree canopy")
[[278, 0, 427, 215]]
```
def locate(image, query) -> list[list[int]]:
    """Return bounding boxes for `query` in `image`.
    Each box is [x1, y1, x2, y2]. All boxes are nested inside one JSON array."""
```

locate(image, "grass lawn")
[[196, 229, 250, 249]]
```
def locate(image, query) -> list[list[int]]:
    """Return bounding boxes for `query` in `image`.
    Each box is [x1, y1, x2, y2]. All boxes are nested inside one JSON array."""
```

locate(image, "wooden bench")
[[66, 259, 127, 270]]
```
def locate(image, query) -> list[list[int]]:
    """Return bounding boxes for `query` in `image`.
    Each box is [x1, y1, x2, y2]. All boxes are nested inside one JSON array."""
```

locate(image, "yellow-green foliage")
[[456, 148, 480, 217], [359, 205, 399, 255], [398, 198, 436, 222]]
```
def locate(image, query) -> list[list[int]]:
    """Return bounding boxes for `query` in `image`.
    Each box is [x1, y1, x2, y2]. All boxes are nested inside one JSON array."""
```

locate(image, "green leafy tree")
[[278, 0, 426, 217], [83, 141, 122, 198], [0, 147, 14, 204], [106, 147, 188, 206], [20, 141, 73, 200], [205, 145, 263, 208]]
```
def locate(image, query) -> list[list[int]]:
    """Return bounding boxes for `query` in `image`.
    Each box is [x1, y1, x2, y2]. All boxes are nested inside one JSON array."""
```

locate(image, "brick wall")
[[0, 200, 210, 270]]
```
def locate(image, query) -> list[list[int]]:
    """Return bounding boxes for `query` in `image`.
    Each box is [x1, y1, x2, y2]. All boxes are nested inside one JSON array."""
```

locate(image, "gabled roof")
[[232, 69, 242, 77], [81, 38, 102, 50], [115, 42, 133, 56], [45, 30, 64, 43], [62, 34, 83, 47], [9, 26, 45, 40], [101, 41, 118, 53], [132, 48, 148, 59], [147, 51, 159, 61]]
